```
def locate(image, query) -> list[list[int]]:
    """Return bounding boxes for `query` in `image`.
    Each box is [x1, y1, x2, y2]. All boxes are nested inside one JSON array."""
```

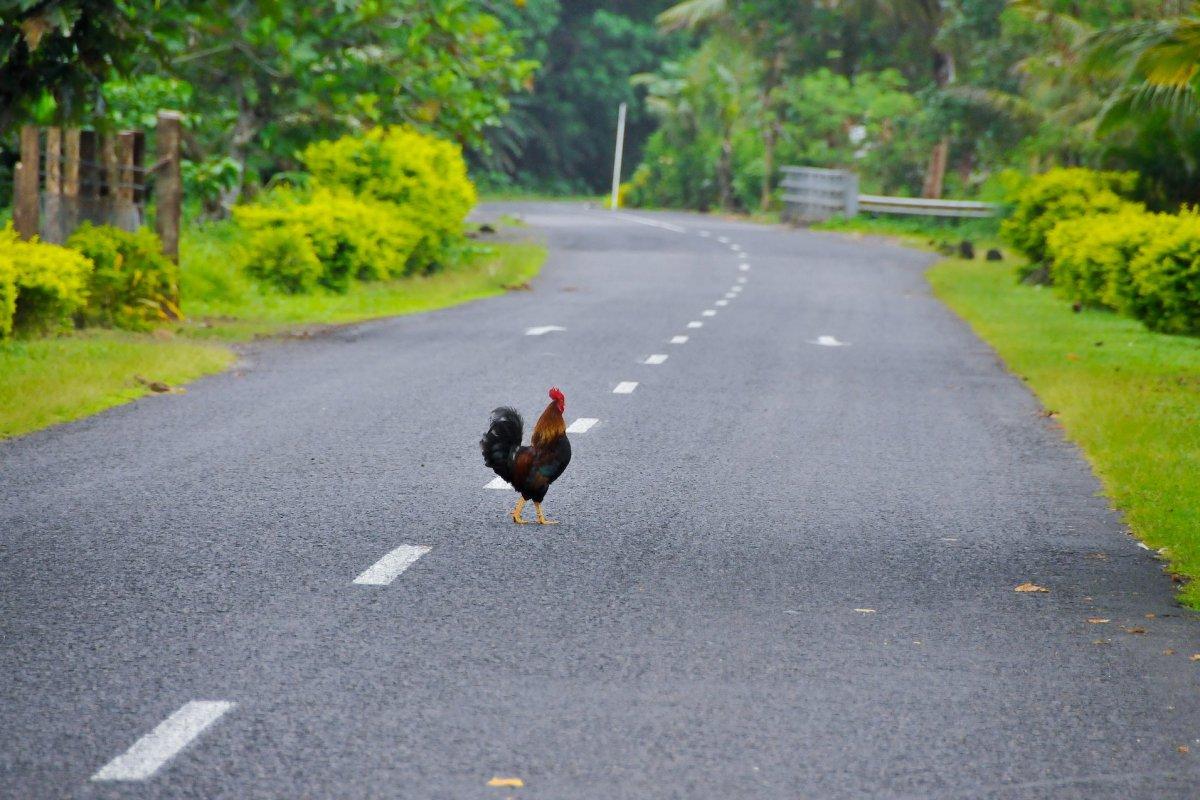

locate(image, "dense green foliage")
[[67, 223, 178, 329], [235, 127, 474, 295], [0, 223, 92, 336], [1000, 168, 1140, 268], [301, 127, 476, 270]]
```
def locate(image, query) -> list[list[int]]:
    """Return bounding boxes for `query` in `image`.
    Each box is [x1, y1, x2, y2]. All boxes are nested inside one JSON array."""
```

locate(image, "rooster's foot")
[[535, 503, 558, 525], [512, 498, 528, 524]]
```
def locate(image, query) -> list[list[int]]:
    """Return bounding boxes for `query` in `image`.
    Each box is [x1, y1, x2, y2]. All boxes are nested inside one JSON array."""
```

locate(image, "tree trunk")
[[922, 138, 949, 199], [761, 121, 777, 212], [921, 48, 955, 199], [218, 85, 262, 213], [717, 133, 734, 212]]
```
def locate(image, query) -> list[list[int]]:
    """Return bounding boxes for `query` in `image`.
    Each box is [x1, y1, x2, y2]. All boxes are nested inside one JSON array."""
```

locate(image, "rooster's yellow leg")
[[512, 498, 528, 525], [535, 502, 559, 525]]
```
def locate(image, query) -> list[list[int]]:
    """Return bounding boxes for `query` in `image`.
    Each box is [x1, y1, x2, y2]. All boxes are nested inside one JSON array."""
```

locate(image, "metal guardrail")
[[781, 166, 1000, 222]]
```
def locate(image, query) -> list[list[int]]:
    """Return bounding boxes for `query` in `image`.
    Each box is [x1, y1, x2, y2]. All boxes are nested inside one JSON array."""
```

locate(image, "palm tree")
[[1084, 15, 1200, 130]]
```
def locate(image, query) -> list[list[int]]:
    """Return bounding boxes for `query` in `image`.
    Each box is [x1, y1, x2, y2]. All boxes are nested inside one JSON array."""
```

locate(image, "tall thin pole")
[[610, 102, 627, 210]]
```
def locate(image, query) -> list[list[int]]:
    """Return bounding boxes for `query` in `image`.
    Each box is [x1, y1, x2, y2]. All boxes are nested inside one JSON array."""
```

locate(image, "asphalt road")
[[2, 202, 1198, 799]]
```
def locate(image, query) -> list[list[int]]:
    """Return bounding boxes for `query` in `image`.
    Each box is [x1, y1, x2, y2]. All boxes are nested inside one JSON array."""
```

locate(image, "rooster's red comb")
[[549, 386, 565, 402]]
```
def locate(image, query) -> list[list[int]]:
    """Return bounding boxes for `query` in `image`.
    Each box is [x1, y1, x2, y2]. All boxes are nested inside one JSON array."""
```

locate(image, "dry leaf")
[[1164, 649, 1176, 656], [487, 777, 524, 788], [1121, 626, 1147, 635], [1093, 639, 1110, 645], [1087, 618, 1110, 624], [1086, 552, 1109, 560], [1145, 613, 1157, 619], [1190, 654, 1200, 661], [1015, 582, 1049, 593], [1179, 745, 1190, 754]]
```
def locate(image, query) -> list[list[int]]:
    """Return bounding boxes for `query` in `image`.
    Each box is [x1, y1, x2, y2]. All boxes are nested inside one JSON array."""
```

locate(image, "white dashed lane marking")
[[92, 701, 235, 782], [737, 276, 748, 284], [613, 382, 638, 394], [687, 321, 703, 329], [485, 476, 509, 489], [671, 335, 688, 344], [699, 230, 711, 237], [525, 325, 565, 336], [566, 417, 599, 433], [813, 335, 850, 347], [724, 293, 736, 299], [613, 212, 687, 233], [739, 263, 750, 272], [718, 236, 730, 244], [353, 544, 431, 586], [644, 354, 668, 365], [715, 300, 728, 307], [702, 309, 716, 317]]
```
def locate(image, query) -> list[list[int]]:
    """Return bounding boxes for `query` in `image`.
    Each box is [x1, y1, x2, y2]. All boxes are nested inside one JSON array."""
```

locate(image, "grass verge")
[[0, 331, 234, 439], [179, 222, 547, 340], [929, 255, 1200, 606], [3, 226, 548, 438]]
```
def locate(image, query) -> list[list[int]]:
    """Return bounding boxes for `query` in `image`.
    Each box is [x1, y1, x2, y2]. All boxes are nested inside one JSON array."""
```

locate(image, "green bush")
[[66, 223, 179, 330], [1001, 168, 1141, 273], [0, 246, 16, 338], [0, 223, 92, 336], [300, 127, 476, 270], [234, 188, 421, 293], [242, 224, 323, 294], [1126, 210, 1200, 334], [1046, 209, 1172, 311]]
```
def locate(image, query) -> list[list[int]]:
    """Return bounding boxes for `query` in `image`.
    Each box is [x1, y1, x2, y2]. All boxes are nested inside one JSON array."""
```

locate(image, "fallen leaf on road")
[[1164, 649, 1176, 656], [1145, 613, 1157, 619], [1015, 582, 1049, 593], [1179, 745, 1190, 754], [1190, 654, 1200, 661], [487, 777, 524, 788], [1121, 626, 1147, 635], [1093, 639, 1110, 645], [1087, 618, 1110, 624], [1086, 552, 1109, 560], [853, 608, 876, 614]]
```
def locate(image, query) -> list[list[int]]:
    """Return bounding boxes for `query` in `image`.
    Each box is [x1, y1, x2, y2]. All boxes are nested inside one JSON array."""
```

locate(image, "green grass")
[[814, 213, 1001, 249], [2, 222, 547, 438], [178, 221, 547, 340], [928, 255, 1200, 606], [0, 330, 234, 439]]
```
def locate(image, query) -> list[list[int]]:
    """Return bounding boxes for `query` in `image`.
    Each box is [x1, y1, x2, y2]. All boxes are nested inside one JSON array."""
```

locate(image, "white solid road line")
[[613, 382, 638, 394], [671, 335, 688, 344], [525, 325, 565, 336], [644, 354, 668, 364], [687, 321, 703, 329], [485, 476, 509, 489], [702, 309, 717, 317], [353, 544, 431, 586], [613, 212, 687, 233], [566, 417, 599, 433], [92, 701, 235, 782]]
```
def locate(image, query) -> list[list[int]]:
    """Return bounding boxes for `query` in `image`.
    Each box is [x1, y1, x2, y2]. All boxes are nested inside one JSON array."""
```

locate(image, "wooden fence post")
[[13, 125, 40, 240], [155, 111, 183, 264]]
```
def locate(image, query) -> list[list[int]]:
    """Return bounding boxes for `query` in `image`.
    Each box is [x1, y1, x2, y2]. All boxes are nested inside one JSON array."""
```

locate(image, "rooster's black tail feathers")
[[481, 406, 523, 483]]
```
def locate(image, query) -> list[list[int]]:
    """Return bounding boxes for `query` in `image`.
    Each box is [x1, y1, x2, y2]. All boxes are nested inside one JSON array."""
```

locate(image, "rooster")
[[481, 387, 572, 525]]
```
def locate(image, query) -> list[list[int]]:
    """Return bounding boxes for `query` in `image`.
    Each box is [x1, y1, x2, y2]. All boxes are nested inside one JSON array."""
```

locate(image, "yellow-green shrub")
[[66, 223, 179, 330], [0, 223, 92, 336], [1126, 209, 1200, 334], [1001, 168, 1141, 273], [1046, 209, 1172, 310], [0, 246, 16, 338], [234, 188, 421, 293], [242, 224, 323, 294], [301, 127, 476, 270]]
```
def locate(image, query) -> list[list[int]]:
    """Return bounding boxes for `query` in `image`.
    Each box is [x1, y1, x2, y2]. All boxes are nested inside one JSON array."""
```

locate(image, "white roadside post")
[[610, 102, 627, 210]]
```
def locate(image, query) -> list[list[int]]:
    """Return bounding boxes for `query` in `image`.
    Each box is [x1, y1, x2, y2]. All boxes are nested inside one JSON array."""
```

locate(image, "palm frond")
[[655, 0, 727, 33]]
